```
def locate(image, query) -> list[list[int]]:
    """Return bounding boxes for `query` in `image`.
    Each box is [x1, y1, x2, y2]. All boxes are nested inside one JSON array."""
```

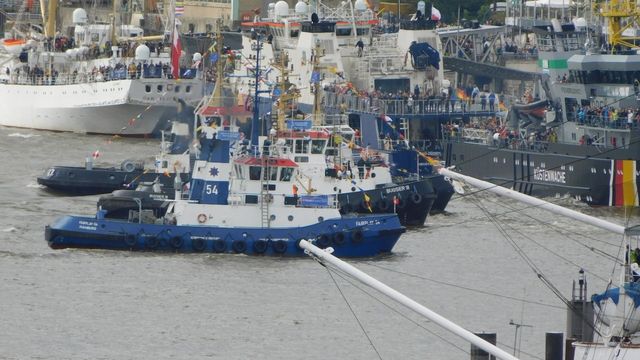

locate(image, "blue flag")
[[210, 53, 219, 63], [310, 71, 320, 83]]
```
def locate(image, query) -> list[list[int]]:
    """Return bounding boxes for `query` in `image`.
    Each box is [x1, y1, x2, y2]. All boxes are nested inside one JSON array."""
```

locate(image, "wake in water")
[[8, 132, 40, 139], [3, 227, 17, 232], [26, 182, 46, 189]]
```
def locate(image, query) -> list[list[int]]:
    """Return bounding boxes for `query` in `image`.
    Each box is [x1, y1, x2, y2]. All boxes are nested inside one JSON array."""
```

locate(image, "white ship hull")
[[0, 78, 203, 135]]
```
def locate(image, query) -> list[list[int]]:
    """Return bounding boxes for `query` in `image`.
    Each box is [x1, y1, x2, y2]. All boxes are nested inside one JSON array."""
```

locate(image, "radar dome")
[[135, 44, 151, 61], [354, 0, 367, 11], [295, 1, 308, 14], [72, 8, 88, 24], [417, 1, 426, 14], [192, 52, 202, 62], [274, 1, 289, 17], [268, 2, 275, 9]]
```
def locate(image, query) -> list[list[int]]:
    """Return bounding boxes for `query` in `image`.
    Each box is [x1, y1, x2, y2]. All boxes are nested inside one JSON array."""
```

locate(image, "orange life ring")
[[197, 213, 207, 223]]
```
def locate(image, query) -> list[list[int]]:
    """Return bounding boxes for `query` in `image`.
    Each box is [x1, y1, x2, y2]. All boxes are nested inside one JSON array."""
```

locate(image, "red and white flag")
[[171, 20, 182, 79], [431, 6, 441, 21], [92, 150, 100, 159]]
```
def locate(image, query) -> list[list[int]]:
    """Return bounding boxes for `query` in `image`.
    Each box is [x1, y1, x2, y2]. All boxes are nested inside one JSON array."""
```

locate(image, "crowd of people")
[[576, 105, 640, 129]]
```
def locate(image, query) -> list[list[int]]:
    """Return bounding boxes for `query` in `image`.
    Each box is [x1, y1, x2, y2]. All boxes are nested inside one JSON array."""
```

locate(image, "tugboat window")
[[264, 167, 277, 181], [186, 86, 191, 93], [249, 166, 262, 180], [175, 85, 180, 93], [145, 85, 151, 93], [311, 139, 325, 154], [280, 167, 294, 181], [157, 85, 163, 93]]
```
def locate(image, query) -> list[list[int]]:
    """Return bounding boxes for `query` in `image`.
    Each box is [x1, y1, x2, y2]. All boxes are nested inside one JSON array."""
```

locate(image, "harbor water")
[[0, 127, 634, 359]]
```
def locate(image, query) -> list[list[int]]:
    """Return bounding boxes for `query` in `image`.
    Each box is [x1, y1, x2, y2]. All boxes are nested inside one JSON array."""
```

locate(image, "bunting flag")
[[456, 88, 468, 100], [499, 101, 507, 111], [92, 150, 100, 159], [431, 6, 441, 21], [171, 21, 182, 79], [175, 1, 184, 16], [363, 193, 373, 213]]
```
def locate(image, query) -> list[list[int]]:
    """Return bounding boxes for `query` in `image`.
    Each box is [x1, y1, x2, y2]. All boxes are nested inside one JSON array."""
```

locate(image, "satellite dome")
[[295, 1, 308, 14], [417, 1, 426, 14], [192, 52, 202, 62], [72, 8, 88, 24], [354, 0, 367, 11], [135, 44, 150, 61], [274, 1, 289, 17]]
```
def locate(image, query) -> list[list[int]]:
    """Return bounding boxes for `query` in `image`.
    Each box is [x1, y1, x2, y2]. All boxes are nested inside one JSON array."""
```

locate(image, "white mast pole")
[[298, 240, 521, 360], [438, 168, 626, 235]]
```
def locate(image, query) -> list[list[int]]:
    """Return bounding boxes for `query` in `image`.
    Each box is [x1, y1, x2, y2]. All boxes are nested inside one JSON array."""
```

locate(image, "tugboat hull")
[[45, 213, 405, 257]]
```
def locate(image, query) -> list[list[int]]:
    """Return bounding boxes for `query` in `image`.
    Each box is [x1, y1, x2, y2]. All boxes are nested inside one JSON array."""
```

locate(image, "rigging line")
[[432, 194, 621, 250], [474, 192, 622, 249], [470, 195, 604, 338], [323, 263, 383, 360], [470, 196, 574, 308], [325, 264, 471, 356], [363, 262, 563, 310], [473, 197, 619, 280]]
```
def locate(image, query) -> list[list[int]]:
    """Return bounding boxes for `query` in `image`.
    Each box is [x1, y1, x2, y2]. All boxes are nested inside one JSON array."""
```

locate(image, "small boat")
[[45, 99, 405, 257], [37, 121, 193, 195]]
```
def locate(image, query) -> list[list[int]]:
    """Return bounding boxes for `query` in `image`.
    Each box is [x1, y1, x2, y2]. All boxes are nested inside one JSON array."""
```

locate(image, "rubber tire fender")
[[213, 239, 226, 253], [352, 229, 364, 244], [253, 240, 268, 254], [411, 192, 423, 204], [192, 238, 206, 252], [316, 234, 331, 248], [273, 240, 287, 254], [333, 232, 346, 246], [232, 240, 247, 253]]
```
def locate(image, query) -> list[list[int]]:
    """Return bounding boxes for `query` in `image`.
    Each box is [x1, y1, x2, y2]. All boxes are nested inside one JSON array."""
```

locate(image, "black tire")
[[411, 192, 423, 204], [316, 234, 330, 248], [146, 236, 160, 249], [333, 232, 346, 246], [124, 234, 137, 247], [213, 239, 226, 253], [192, 238, 206, 252], [352, 230, 364, 244], [396, 196, 407, 209], [232, 240, 247, 253], [377, 199, 390, 212], [170, 236, 184, 249], [253, 240, 268, 254], [273, 240, 287, 254]]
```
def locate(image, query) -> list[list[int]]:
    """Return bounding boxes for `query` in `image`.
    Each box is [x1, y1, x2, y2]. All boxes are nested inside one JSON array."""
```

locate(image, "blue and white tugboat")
[[44, 111, 405, 257]]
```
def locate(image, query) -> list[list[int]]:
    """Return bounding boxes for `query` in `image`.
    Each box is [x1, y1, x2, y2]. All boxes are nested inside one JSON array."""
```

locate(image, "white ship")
[[228, 0, 444, 114], [0, 2, 204, 136]]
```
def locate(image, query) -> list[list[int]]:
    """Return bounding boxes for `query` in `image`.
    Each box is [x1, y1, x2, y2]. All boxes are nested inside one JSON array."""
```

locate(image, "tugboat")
[[37, 119, 193, 196], [97, 28, 437, 226], [44, 109, 405, 257]]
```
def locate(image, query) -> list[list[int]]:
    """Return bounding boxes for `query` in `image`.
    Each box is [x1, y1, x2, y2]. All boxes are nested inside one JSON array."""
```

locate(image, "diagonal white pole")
[[438, 168, 626, 235], [299, 240, 520, 360]]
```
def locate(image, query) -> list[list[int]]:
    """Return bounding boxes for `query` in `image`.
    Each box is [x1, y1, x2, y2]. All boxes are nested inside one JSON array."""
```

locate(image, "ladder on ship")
[[260, 155, 271, 228]]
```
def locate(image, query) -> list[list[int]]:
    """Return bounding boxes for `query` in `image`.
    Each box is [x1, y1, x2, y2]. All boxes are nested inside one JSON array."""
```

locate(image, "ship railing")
[[324, 91, 499, 116], [2, 67, 187, 86], [461, 128, 492, 144], [576, 114, 638, 130]]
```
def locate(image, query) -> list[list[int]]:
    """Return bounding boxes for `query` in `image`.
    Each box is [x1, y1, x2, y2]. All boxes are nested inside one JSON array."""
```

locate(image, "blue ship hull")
[[45, 213, 405, 257]]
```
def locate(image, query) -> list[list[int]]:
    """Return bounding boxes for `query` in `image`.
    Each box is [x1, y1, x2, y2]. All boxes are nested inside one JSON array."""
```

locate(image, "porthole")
[[288, 215, 294, 221], [318, 216, 324, 222], [270, 214, 276, 221]]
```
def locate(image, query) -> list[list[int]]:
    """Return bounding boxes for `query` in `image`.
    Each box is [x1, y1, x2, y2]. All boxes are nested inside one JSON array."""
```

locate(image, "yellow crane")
[[599, 0, 640, 51]]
